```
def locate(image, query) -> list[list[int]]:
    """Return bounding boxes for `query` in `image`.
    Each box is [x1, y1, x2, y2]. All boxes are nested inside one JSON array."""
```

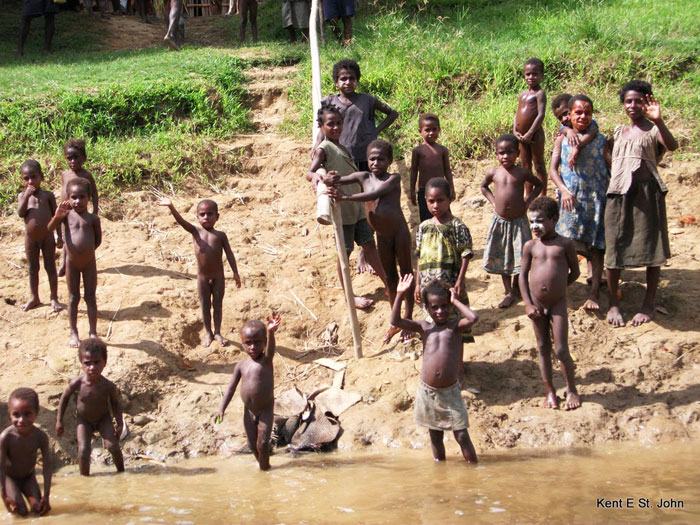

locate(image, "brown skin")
[[48, 186, 102, 348], [327, 147, 414, 343], [158, 198, 241, 347], [238, 0, 258, 43], [0, 399, 51, 516], [553, 101, 599, 169], [606, 91, 678, 328], [391, 274, 478, 463], [307, 111, 389, 309], [58, 147, 98, 278], [513, 64, 548, 196], [17, 166, 62, 312], [519, 210, 581, 410], [409, 120, 455, 203], [549, 100, 607, 310], [217, 315, 281, 471], [481, 140, 543, 307]]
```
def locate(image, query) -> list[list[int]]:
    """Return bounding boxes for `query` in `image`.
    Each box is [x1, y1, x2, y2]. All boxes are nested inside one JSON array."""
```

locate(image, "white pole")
[[309, 0, 363, 359]]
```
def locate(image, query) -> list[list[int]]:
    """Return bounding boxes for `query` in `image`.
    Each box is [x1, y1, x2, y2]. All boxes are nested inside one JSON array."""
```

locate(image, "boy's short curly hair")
[[242, 319, 266, 335], [64, 138, 87, 157], [524, 57, 544, 73], [494, 133, 519, 150], [569, 94, 593, 110], [529, 196, 559, 220], [425, 177, 451, 198], [67, 177, 91, 197], [367, 140, 393, 163], [79, 338, 107, 360], [421, 279, 451, 305], [551, 93, 572, 111], [418, 113, 440, 129], [198, 199, 218, 213], [316, 101, 344, 127], [20, 159, 42, 174], [619, 80, 652, 102], [332, 59, 361, 82], [9, 387, 40, 412]]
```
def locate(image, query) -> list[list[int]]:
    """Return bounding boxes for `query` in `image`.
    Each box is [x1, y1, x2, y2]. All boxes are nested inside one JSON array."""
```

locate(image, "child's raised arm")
[[17, 185, 36, 218], [55, 378, 81, 437], [374, 99, 399, 136], [518, 241, 541, 320], [38, 431, 52, 515], [157, 198, 197, 235], [390, 274, 423, 335], [47, 201, 71, 233], [450, 288, 478, 331], [216, 365, 242, 422], [221, 233, 241, 288], [265, 314, 281, 360], [643, 94, 678, 152]]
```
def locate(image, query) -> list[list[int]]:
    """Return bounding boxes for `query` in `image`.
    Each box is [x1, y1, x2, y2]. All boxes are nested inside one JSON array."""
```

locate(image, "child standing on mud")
[[17, 160, 62, 313], [157, 197, 241, 347], [216, 315, 281, 471], [58, 139, 99, 278], [327, 140, 415, 343], [409, 113, 455, 223], [481, 134, 543, 308], [48, 178, 101, 347], [415, 177, 474, 344], [56, 339, 124, 475], [519, 197, 581, 410], [0, 388, 52, 516], [513, 57, 548, 196], [307, 102, 388, 310], [391, 274, 478, 463]]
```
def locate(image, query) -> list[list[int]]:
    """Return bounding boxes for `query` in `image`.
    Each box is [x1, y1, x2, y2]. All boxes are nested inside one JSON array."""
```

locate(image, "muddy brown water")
[[4, 441, 697, 523]]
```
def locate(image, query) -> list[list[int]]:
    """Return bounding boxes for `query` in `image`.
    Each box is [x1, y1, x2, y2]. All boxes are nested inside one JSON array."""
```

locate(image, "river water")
[[4, 441, 697, 523]]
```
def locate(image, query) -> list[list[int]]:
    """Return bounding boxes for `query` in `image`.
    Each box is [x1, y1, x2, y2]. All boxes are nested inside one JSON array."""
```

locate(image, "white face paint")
[[528, 210, 551, 238]]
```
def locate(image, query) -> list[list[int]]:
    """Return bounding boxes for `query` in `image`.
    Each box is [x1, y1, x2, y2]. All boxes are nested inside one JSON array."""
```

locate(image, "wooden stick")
[[106, 298, 122, 341], [289, 289, 318, 321]]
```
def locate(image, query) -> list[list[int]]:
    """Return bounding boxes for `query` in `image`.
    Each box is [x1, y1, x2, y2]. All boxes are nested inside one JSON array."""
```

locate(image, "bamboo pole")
[[309, 0, 363, 358]]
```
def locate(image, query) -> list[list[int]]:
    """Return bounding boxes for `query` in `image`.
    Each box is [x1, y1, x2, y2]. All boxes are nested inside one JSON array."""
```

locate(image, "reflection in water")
[[5, 442, 698, 523]]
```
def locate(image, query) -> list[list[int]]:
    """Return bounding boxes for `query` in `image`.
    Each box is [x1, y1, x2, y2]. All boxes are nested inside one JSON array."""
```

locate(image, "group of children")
[[2, 56, 678, 514]]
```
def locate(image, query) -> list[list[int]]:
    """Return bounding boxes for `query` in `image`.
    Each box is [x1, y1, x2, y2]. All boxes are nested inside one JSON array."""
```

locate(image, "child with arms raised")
[[47, 178, 101, 347], [519, 197, 581, 410], [17, 160, 62, 312], [513, 57, 548, 196], [410, 113, 456, 223], [0, 388, 51, 516], [391, 274, 478, 463], [157, 197, 241, 347], [216, 315, 281, 471], [56, 339, 124, 476], [481, 134, 543, 308], [327, 140, 414, 343]]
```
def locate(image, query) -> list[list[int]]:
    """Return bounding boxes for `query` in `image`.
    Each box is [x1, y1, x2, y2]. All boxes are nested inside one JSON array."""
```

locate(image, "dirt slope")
[[1, 58, 699, 467]]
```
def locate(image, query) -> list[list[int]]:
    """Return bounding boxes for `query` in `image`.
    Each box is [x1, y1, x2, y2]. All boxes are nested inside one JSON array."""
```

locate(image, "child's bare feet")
[[354, 295, 374, 310], [51, 299, 64, 312], [606, 306, 625, 327], [356, 248, 376, 275], [543, 392, 559, 409], [164, 35, 180, 51], [214, 334, 230, 346], [498, 293, 516, 308], [383, 325, 401, 344], [564, 391, 581, 410], [202, 332, 214, 348], [582, 298, 600, 311], [631, 306, 654, 326], [69, 332, 80, 347], [21, 297, 41, 311]]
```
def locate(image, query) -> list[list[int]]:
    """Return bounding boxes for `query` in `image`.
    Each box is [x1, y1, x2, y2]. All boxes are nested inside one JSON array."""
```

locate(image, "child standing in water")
[[519, 197, 581, 410], [513, 57, 548, 196], [327, 140, 415, 343], [56, 339, 124, 476], [415, 178, 474, 344], [409, 113, 456, 223], [307, 102, 388, 310], [481, 134, 543, 308], [48, 178, 101, 347], [0, 388, 52, 516], [157, 197, 241, 347], [216, 315, 281, 471], [17, 160, 62, 312], [391, 274, 478, 463], [605, 81, 678, 327]]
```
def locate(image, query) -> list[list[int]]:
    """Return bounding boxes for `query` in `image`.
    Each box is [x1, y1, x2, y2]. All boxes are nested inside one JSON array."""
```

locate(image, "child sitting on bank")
[[0, 388, 52, 516], [415, 177, 474, 344], [551, 93, 599, 169], [17, 160, 62, 312], [326, 140, 415, 343], [58, 139, 99, 278], [47, 178, 101, 347], [519, 197, 581, 410], [391, 274, 478, 463], [307, 102, 388, 310], [513, 57, 548, 196], [56, 339, 125, 476], [481, 134, 543, 308], [216, 315, 281, 471], [157, 196, 241, 347], [409, 113, 456, 223]]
